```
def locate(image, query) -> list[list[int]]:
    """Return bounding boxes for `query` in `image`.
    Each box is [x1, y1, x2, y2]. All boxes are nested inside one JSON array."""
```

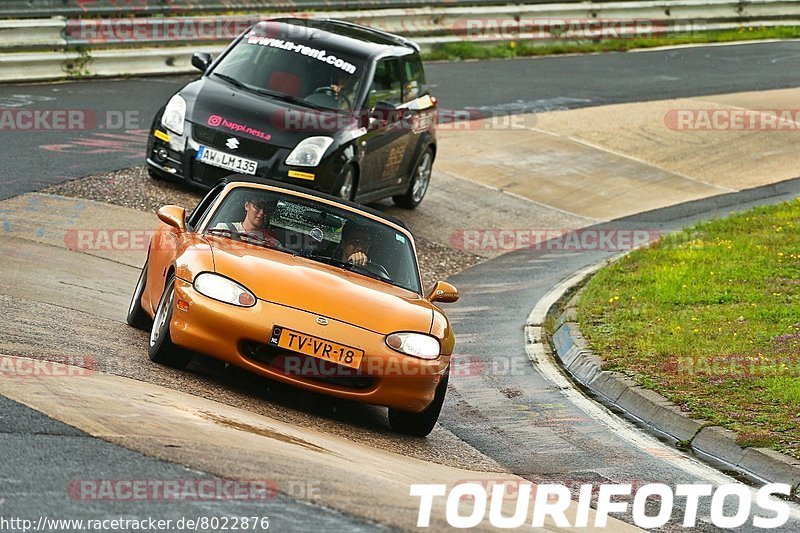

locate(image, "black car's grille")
[[190, 159, 232, 187], [192, 124, 279, 161]]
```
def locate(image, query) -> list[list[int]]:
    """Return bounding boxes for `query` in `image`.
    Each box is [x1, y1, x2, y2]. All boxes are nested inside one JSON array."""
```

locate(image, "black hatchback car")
[[147, 18, 437, 209]]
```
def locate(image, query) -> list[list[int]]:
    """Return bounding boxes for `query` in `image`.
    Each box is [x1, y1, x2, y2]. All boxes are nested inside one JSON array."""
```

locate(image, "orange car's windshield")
[[204, 188, 422, 294]]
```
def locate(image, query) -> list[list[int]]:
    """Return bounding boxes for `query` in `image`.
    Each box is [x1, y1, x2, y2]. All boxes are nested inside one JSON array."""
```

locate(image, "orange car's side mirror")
[[428, 281, 459, 304], [157, 205, 186, 232]]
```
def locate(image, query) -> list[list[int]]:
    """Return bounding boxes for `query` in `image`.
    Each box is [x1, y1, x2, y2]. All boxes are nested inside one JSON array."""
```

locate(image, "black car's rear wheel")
[[393, 148, 432, 209], [388, 369, 448, 437], [148, 276, 192, 369], [126, 260, 151, 330]]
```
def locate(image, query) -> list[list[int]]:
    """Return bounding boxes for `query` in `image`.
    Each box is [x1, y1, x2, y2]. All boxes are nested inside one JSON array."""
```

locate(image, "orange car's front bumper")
[[169, 278, 449, 412]]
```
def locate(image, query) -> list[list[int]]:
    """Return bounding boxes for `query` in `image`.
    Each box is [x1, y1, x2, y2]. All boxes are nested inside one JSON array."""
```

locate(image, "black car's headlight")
[[385, 332, 440, 360], [285, 136, 334, 167], [194, 273, 256, 307], [161, 94, 186, 136]]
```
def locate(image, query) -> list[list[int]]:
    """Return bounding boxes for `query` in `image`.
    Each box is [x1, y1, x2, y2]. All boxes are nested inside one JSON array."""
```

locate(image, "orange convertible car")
[[127, 179, 458, 436]]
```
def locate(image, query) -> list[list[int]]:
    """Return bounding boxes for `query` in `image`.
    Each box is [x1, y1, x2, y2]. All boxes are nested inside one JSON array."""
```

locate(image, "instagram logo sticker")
[[207, 115, 223, 127]]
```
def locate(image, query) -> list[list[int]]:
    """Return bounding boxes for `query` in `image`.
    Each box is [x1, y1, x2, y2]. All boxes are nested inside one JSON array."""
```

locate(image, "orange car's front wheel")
[[388, 369, 448, 437], [148, 276, 193, 369]]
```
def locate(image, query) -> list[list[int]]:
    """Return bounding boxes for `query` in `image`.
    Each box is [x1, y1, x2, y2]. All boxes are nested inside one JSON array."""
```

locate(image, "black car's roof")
[[216, 176, 410, 231], [265, 18, 420, 57]]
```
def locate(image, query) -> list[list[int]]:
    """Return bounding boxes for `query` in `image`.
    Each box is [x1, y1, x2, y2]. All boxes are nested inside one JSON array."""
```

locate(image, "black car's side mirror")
[[191, 52, 212, 73], [369, 101, 402, 129], [372, 100, 398, 112]]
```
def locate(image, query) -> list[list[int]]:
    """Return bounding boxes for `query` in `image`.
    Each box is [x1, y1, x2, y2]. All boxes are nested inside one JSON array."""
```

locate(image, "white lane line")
[[437, 169, 602, 222], [538, 252, 582, 259], [524, 264, 800, 521], [524, 126, 737, 193], [628, 38, 800, 54]]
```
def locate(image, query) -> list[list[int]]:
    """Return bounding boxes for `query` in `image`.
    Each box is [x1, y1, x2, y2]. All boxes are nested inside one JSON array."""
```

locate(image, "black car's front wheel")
[[148, 276, 192, 369], [388, 369, 448, 437], [393, 148, 433, 209], [336, 165, 357, 201]]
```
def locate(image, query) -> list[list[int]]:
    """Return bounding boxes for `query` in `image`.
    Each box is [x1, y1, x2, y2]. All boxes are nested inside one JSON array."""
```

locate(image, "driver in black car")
[[330, 72, 356, 110]]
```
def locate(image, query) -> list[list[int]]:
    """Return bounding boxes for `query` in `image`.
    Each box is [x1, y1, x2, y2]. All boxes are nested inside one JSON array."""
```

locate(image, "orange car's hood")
[[206, 237, 433, 335]]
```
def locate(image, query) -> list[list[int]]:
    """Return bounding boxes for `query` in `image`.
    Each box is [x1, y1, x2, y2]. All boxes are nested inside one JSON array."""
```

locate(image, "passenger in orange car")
[[340, 222, 371, 266], [214, 195, 282, 247]]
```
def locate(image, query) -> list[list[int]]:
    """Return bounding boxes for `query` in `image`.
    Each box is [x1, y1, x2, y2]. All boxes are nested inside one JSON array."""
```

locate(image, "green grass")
[[578, 198, 800, 458], [422, 27, 800, 61]]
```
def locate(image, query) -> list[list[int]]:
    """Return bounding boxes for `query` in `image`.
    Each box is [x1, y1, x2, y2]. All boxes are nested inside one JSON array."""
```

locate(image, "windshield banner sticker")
[[245, 34, 357, 75]]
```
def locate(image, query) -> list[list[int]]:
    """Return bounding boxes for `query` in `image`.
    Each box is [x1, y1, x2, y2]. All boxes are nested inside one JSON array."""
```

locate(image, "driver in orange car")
[[214, 195, 282, 247], [339, 222, 372, 266]]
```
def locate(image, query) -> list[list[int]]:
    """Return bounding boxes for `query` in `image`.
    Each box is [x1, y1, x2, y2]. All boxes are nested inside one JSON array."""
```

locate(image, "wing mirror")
[[428, 281, 459, 304], [157, 205, 186, 232], [191, 52, 212, 72], [369, 100, 402, 129]]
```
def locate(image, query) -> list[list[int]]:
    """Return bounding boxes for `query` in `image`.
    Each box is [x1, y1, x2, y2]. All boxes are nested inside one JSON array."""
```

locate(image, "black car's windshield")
[[211, 23, 366, 112], [204, 187, 422, 293]]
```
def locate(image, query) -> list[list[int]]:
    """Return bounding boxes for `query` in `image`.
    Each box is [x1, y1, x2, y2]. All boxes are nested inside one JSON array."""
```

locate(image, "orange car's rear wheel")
[[148, 276, 192, 369], [126, 260, 152, 330], [388, 369, 448, 437]]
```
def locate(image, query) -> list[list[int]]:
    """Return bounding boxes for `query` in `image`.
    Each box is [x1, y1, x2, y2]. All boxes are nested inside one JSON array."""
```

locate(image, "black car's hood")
[[184, 76, 358, 149]]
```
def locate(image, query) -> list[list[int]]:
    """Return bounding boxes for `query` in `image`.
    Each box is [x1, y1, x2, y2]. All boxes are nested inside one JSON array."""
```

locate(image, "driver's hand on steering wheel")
[[346, 251, 368, 266]]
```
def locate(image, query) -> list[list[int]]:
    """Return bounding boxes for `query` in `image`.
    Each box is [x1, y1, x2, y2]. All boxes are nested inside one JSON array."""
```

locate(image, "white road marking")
[[523, 126, 737, 193], [438, 169, 600, 222]]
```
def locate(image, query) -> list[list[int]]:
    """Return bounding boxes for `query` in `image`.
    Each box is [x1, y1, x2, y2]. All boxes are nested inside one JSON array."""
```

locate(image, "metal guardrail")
[[0, 0, 798, 82], [0, 0, 600, 18]]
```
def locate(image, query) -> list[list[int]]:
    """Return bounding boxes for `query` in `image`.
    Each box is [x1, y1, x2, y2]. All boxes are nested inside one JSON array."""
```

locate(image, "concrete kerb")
[[531, 264, 800, 496]]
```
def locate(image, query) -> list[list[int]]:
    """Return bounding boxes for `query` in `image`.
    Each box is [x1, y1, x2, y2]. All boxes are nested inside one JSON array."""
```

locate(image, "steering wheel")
[[312, 86, 351, 110], [364, 260, 391, 281]]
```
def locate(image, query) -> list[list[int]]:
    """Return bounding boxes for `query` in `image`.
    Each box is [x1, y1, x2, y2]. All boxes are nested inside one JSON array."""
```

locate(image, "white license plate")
[[196, 145, 257, 175]]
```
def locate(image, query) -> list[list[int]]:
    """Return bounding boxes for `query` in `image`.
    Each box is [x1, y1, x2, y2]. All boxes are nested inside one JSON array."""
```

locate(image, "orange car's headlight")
[[194, 272, 256, 307], [385, 332, 440, 360]]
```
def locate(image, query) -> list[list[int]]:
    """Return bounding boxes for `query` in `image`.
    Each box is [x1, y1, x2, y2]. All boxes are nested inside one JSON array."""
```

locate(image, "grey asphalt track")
[[0, 396, 381, 532], [1, 41, 800, 200], [441, 177, 800, 532]]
